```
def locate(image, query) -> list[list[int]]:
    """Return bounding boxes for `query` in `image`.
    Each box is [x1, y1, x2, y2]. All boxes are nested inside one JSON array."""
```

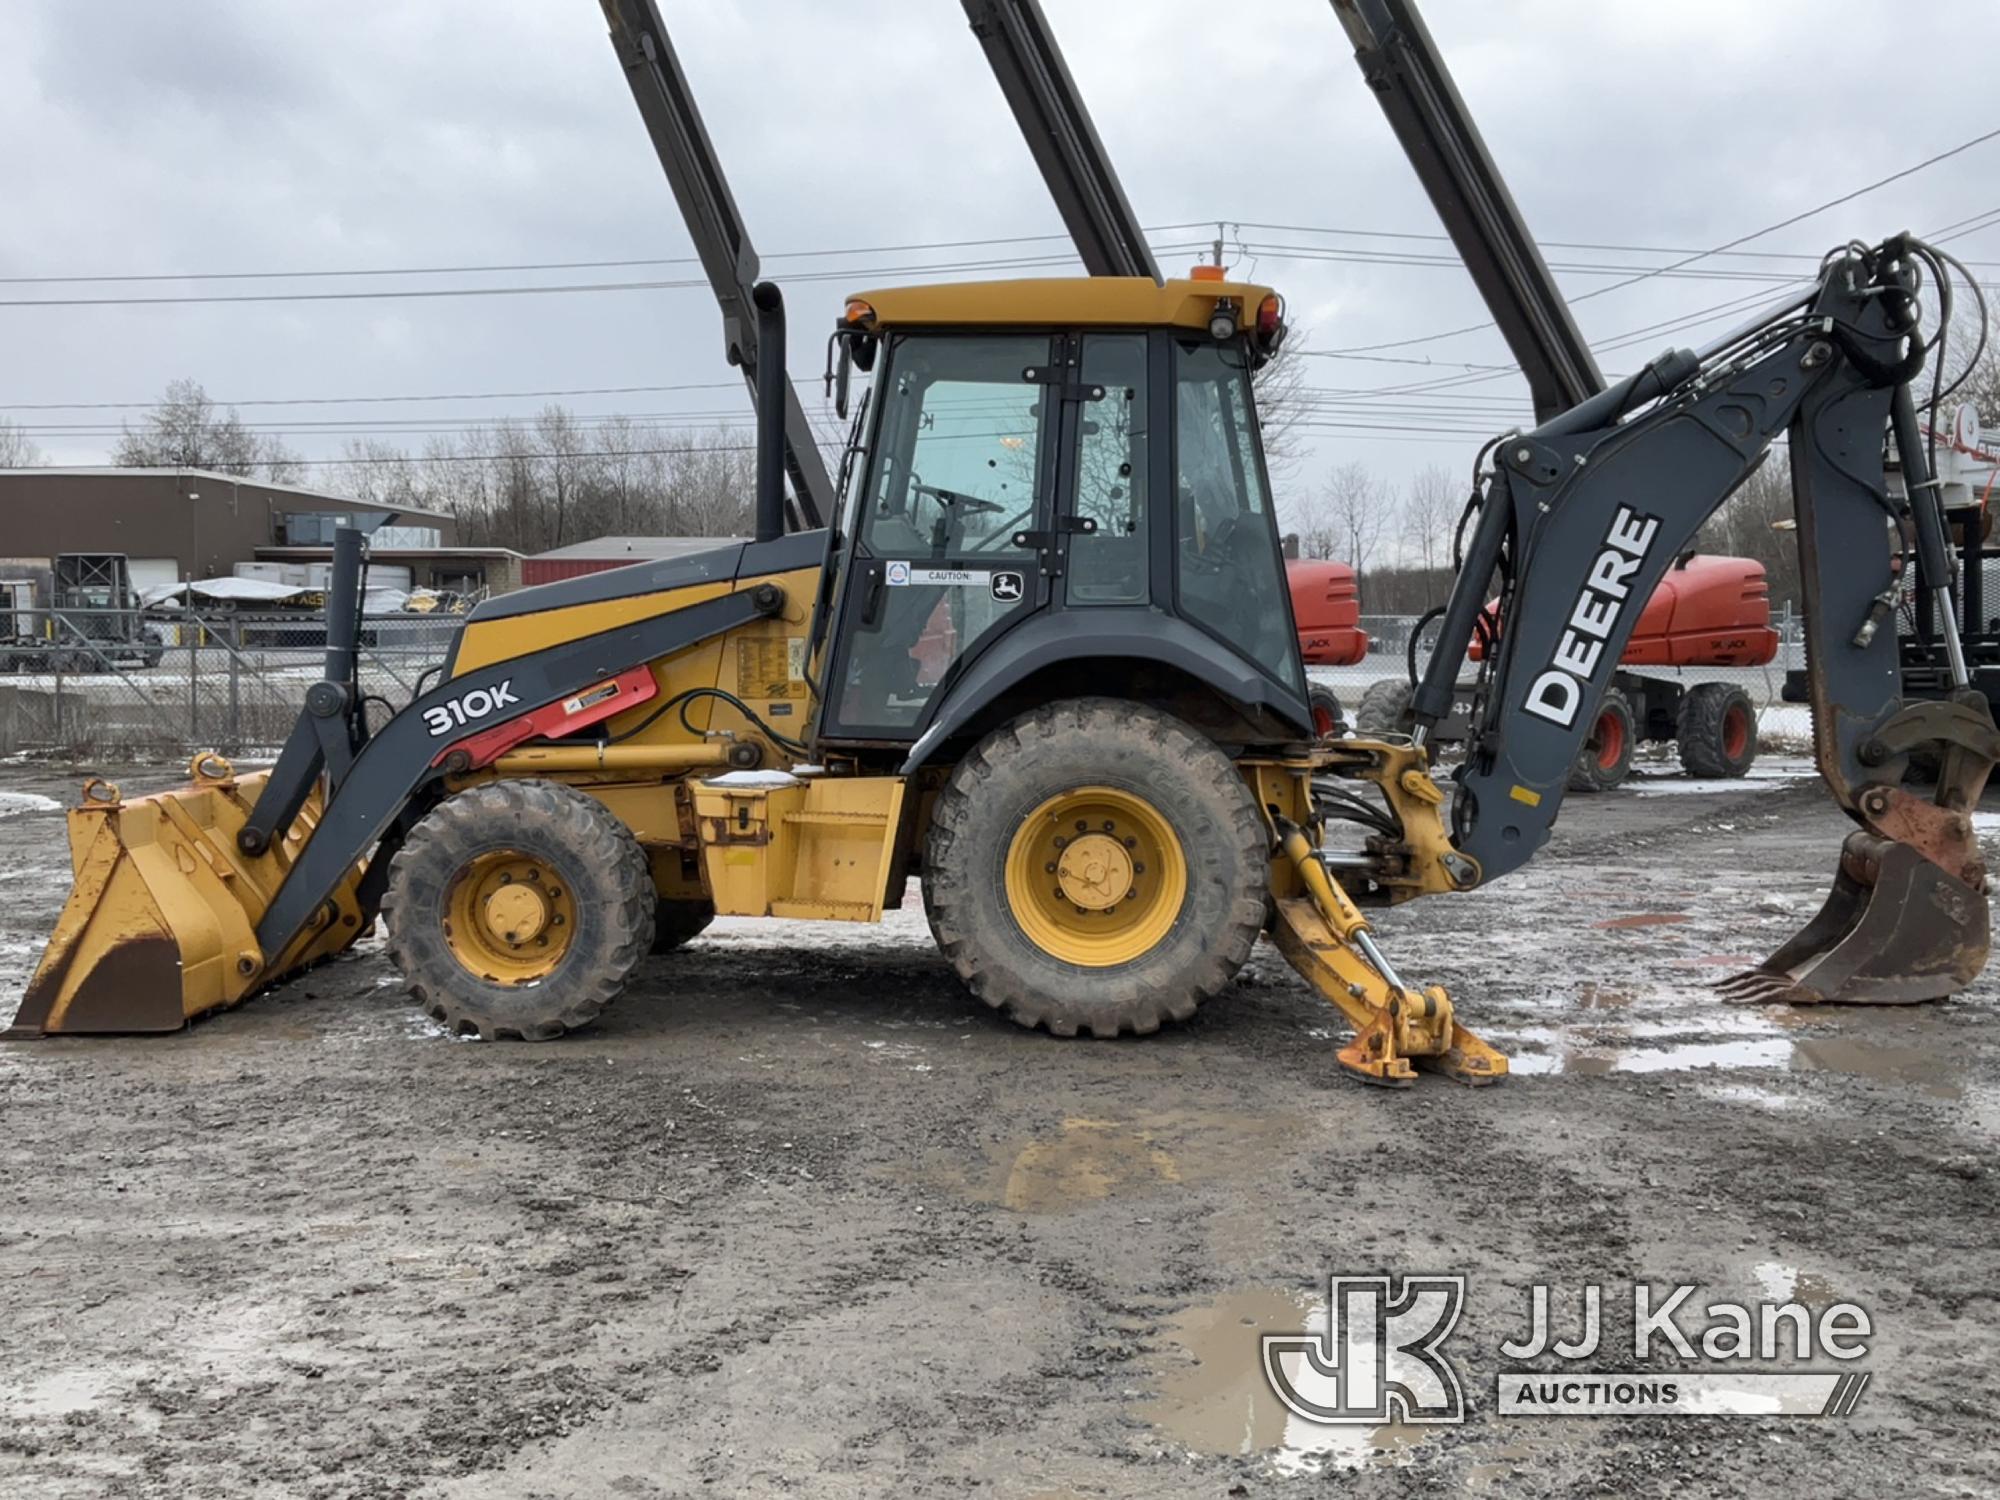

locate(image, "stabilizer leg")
[[1268, 819, 1507, 1087]]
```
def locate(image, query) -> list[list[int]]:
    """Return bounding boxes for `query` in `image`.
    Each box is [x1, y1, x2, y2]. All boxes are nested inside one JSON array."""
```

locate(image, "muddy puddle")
[[1504, 1027, 1962, 1098], [957, 1111, 1305, 1214], [1135, 1287, 1425, 1475]]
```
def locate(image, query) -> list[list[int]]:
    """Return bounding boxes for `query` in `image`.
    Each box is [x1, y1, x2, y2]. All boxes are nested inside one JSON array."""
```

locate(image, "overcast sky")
[[4, 0, 1997, 520]]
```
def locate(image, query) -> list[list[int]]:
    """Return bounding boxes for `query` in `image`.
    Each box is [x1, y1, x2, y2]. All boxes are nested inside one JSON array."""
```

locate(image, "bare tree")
[[1704, 450, 1801, 611], [114, 378, 302, 479], [1947, 308, 2000, 430], [1251, 330, 1311, 489], [1317, 460, 1393, 579], [0, 417, 44, 467], [1401, 464, 1458, 606]]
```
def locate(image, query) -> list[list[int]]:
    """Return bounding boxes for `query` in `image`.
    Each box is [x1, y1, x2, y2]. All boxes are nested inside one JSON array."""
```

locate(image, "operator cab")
[[811, 274, 1309, 758]]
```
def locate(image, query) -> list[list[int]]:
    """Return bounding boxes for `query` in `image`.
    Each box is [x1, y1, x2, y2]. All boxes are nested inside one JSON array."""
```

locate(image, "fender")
[[252, 585, 783, 961], [898, 607, 1311, 774]]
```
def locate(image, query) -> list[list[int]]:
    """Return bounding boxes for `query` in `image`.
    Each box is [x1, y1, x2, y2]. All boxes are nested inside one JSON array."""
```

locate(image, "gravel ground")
[[1, 754, 1996, 1498]]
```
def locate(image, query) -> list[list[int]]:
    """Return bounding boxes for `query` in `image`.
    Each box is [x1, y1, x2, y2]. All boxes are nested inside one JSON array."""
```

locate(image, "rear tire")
[[1568, 687, 1636, 793], [922, 698, 1268, 1038], [382, 780, 655, 1039], [1355, 678, 1415, 736], [1677, 682, 1758, 779], [1307, 682, 1345, 740]]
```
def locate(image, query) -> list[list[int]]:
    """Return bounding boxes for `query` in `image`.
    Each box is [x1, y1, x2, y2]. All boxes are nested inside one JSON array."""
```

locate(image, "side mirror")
[[823, 331, 854, 420]]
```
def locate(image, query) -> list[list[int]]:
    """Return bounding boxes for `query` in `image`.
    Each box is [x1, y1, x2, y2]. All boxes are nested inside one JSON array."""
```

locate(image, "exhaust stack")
[[751, 281, 788, 543]]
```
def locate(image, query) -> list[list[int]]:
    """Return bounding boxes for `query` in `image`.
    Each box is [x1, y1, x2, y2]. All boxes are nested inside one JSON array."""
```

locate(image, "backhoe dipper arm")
[[599, 0, 830, 527], [959, 0, 1160, 283], [1330, 0, 1601, 420]]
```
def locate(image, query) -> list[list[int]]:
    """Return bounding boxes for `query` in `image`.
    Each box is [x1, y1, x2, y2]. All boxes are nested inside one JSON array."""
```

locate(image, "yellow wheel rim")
[[1003, 785, 1189, 967], [442, 849, 576, 984]]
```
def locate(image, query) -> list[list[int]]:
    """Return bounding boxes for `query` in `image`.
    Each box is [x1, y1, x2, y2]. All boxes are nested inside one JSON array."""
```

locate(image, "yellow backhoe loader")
[[12, 271, 1503, 1086], [10, 3, 1995, 1086]]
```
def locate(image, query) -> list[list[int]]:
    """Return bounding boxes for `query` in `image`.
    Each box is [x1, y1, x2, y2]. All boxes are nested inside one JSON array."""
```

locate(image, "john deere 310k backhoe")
[[11, 1, 1995, 1086]]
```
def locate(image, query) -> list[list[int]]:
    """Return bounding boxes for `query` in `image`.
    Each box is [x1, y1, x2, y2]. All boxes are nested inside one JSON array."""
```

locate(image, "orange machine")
[[1459, 552, 1778, 789], [1288, 558, 1369, 738]]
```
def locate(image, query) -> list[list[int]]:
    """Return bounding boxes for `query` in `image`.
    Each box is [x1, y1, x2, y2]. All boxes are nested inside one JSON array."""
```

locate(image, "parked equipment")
[[13, 0, 1995, 1079], [0, 553, 164, 673], [1357, 553, 1778, 788]]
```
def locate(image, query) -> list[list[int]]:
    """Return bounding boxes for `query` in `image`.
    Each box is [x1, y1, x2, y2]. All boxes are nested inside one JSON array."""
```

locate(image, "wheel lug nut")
[[1101, 820, 1114, 832], [1044, 861, 1057, 874], [1133, 862, 1145, 875], [1053, 835, 1067, 849], [1075, 820, 1088, 832], [1123, 836, 1137, 849], [1125, 888, 1137, 900]]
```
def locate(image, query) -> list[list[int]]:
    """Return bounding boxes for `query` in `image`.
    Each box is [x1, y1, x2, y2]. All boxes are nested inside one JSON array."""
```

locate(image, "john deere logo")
[[991, 571, 1024, 602]]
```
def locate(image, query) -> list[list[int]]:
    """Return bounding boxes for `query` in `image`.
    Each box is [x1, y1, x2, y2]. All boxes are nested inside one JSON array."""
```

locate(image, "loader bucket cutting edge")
[[5, 766, 369, 1037]]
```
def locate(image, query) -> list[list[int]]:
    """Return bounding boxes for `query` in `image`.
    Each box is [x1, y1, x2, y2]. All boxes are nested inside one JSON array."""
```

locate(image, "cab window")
[[1173, 342, 1302, 689], [1066, 334, 1149, 605]]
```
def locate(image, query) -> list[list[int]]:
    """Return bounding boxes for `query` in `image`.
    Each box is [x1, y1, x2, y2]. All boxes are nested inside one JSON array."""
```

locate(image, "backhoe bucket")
[[1717, 831, 1988, 1006], [6, 758, 369, 1037]]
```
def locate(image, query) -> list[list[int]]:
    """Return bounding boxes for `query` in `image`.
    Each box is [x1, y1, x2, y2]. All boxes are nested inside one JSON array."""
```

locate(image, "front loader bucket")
[[6, 759, 369, 1037], [1718, 832, 1989, 1006]]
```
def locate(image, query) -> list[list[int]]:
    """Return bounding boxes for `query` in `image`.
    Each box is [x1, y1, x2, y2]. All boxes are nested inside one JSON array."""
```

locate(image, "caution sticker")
[[737, 637, 806, 699], [885, 564, 991, 588]]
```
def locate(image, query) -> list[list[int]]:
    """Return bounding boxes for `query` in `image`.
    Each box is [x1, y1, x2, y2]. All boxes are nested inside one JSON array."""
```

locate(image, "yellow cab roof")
[[844, 275, 1278, 331]]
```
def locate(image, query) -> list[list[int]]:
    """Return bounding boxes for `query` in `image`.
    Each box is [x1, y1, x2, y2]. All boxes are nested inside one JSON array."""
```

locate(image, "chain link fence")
[[0, 605, 461, 759], [0, 604, 1816, 761]]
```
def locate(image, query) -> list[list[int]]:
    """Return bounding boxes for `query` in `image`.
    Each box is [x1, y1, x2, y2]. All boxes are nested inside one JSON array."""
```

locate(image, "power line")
[[0, 242, 1209, 310], [0, 225, 1218, 287], [1319, 127, 2000, 355], [13, 216, 1994, 289]]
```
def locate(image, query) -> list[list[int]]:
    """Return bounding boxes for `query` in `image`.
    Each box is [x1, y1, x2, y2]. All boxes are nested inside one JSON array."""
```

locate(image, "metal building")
[[0, 468, 459, 594]]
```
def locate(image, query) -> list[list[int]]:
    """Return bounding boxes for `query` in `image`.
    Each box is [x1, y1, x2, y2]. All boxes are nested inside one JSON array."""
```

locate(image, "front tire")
[[382, 780, 655, 1039], [922, 699, 1268, 1038]]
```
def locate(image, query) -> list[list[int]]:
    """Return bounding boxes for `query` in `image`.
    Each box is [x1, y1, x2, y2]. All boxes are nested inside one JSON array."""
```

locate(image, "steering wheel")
[[912, 480, 1005, 517]]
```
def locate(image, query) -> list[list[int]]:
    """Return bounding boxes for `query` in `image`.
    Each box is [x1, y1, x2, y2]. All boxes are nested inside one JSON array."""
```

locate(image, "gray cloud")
[[3, 0, 1995, 511]]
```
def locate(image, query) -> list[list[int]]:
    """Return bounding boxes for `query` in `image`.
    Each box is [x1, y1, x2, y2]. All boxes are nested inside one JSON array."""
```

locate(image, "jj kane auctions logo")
[[1262, 1275, 1874, 1422]]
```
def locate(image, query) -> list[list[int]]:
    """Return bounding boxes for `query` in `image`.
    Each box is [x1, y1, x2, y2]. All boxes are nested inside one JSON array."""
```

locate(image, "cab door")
[[818, 333, 1055, 741]]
